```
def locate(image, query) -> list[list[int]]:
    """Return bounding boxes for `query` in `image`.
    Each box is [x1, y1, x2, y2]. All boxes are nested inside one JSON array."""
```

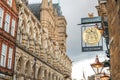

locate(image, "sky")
[[28, 0, 108, 80]]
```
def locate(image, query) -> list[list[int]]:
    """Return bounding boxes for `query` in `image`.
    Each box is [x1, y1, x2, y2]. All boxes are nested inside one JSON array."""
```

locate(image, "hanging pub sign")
[[81, 16, 103, 52]]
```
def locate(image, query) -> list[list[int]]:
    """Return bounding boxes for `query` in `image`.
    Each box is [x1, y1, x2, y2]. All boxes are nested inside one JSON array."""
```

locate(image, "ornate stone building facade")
[[13, 0, 72, 80], [96, 0, 120, 80], [0, 0, 18, 79]]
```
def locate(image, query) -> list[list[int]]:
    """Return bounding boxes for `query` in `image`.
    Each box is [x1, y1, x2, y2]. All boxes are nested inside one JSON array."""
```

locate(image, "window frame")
[[0, 43, 7, 67], [4, 13, 11, 33], [7, 47, 13, 69], [11, 18, 16, 36], [0, 7, 4, 28]]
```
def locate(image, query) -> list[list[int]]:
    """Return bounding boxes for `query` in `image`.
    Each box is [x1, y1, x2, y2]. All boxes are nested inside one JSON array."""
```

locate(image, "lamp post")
[[90, 55, 104, 80], [100, 73, 109, 80]]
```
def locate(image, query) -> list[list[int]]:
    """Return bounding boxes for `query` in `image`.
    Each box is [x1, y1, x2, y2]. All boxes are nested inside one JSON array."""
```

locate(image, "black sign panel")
[[82, 46, 103, 52]]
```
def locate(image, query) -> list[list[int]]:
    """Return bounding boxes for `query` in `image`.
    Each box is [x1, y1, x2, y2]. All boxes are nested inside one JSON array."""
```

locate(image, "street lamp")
[[100, 73, 109, 80], [90, 55, 104, 80], [90, 55, 104, 74]]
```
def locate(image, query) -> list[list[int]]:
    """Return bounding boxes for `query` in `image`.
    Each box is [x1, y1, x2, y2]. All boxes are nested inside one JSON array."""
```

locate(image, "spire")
[[41, 0, 49, 9], [49, 0, 53, 10]]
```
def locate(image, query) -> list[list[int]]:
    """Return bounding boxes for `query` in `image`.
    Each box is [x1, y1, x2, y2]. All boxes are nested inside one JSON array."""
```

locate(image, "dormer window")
[[7, 0, 12, 7]]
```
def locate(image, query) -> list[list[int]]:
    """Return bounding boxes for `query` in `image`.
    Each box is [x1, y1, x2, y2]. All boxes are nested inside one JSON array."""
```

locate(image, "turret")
[[41, 0, 49, 9], [40, 0, 49, 27]]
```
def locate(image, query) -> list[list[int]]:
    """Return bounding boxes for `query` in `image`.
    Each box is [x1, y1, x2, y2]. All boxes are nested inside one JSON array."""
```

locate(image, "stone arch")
[[52, 73, 55, 80], [25, 60, 32, 76], [55, 75, 58, 80], [44, 69, 47, 80], [58, 77, 61, 80], [16, 57, 24, 72], [31, 61, 36, 79], [16, 56, 25, 80], [48, 72, 51, 80], [37, 67, 42, 79]]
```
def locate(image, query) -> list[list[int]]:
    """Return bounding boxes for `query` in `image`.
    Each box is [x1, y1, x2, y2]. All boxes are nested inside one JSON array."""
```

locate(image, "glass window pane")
[[11, 19, 16, 36], [7, 47, 13, 69], [0, 7, 4, 28], [0, 44, 7, 67], [4, 13, 10, 32]]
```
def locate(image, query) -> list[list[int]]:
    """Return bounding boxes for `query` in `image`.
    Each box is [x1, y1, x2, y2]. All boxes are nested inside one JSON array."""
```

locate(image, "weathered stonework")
[[13, 0, 72, 80], [96, 0, 120, 80], [107, 0, 120, 80]]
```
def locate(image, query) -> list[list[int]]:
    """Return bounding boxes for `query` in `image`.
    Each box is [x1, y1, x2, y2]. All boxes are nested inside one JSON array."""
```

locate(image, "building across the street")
[[96, 0, 120, 80], [0, 0, 18, 79], [107, 0, 120, 80], [13, 0, 72, 80]]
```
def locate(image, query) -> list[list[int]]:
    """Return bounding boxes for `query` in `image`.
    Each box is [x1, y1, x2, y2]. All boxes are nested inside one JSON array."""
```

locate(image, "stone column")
[[39, 67, 45, 80], [46, 72, 49, 80], [54, 75, 56, 80], [49, 73, 52, 80], [13, 54, 19, 80], [17, 73, 25, 80]]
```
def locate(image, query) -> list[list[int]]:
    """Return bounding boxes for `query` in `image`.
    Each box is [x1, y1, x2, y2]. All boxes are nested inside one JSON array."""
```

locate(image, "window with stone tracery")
[[25, 61, 31, 75]]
